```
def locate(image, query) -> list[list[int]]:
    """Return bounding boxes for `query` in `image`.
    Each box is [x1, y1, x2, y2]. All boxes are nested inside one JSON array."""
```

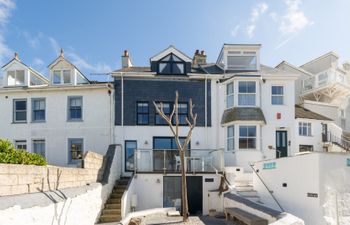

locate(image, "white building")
[[0, 51, 114, 166]]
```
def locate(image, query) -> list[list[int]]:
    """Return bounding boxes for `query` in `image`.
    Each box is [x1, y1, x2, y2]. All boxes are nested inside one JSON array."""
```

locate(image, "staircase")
[[234, 172, 262, 203], [323, 132, 350, 152], [99, 177, 130, 223]]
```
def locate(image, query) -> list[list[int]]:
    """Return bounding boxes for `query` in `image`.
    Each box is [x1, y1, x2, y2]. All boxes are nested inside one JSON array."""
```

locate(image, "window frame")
[[125, 140, 137, 172], [157, 53, 187, 75], [271, 85, 284, 105], [155, 101, 188, 126], [299, 145, 314, 152], [226, 51, 258, 71], [227, 125, 234, 151], [68, 138, 84, 164], [32, 139, 46, 158], [239, 125, 257, 149], [238, 81, 256, 106], [13, 99, 27, 123], [67, 96, 83, 122], [7, 70, 25, 86], [298, 122, 312, 136], [15, 140, 27, 150], [52, 69, 72, 85], [226, 82, 234, 108], [31, 98, 46, 123], [136, 101, 149, 125]]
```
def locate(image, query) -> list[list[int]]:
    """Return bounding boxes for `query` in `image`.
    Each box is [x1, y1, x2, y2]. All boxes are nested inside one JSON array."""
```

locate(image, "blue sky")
[[0, 0, 350, 80]]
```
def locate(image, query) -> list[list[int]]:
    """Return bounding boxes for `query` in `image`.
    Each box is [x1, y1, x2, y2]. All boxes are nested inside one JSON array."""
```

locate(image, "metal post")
[[163, 150, 166, 174]]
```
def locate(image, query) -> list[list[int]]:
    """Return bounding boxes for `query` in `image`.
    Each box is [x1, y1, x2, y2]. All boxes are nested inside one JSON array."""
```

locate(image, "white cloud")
[[269, 12, 278, 22], [0, 0, 15, 65], [275, 0, 313, 49], [279, 0, 313, 35], [246, 3, 268, 38], [33, 57, 44, 66], [22, 31, 43, 49], [231, 25, 240, 37], [48, 36, 60, 54]]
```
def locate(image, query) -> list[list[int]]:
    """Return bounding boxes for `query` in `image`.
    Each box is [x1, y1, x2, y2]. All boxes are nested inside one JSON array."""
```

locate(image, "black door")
[[187, 176, 203, 215], [163, 176, 203, 215], [322, 123, 328, 142], [276, 131, 288, 158]]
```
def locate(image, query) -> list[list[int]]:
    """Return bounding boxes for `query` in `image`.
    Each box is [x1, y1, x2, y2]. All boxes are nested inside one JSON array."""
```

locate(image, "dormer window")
[[227, 51, 257, 71], [158, 53, 186, 75], [53, 70, 71, 85], [7, 70, 25, 86]]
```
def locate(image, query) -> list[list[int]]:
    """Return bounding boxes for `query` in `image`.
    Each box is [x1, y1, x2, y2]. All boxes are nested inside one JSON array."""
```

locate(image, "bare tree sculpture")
[[153, 91, 197, 222]]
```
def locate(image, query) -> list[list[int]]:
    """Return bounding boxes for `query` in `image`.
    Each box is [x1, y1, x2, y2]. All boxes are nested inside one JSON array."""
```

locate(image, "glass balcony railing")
[[133, 149, 224, 173], [302, 69, 349, 92]]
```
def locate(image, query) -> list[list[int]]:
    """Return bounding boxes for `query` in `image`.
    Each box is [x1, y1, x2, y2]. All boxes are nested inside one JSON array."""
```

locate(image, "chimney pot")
[[60, 48, 64, 58], [201, 50, 206, 56], [14, 52, 19, 61], [124, 50, 129, 57], [121, 50, 132, 68], [193, 49, 207, 66], [195, 49, 200, 55]]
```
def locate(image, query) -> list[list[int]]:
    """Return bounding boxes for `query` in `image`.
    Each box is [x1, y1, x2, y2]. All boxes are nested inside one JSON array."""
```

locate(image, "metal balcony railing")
[[132, 148, 224, 173], [322, 131, 350, 152], [302, 69, 349, 92]]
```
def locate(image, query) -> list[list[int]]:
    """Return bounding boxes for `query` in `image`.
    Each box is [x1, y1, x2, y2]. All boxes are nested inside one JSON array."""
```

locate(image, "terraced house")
[[1, 44, 349, 225]]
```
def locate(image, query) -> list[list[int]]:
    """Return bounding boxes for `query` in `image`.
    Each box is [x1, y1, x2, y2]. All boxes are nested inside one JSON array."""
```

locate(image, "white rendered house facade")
[[0, 51, 114, 166]]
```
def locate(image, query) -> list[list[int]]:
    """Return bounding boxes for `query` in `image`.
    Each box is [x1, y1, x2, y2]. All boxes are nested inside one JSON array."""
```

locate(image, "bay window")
[[238, 81, 256, 106], [239, 126, 256, 149]]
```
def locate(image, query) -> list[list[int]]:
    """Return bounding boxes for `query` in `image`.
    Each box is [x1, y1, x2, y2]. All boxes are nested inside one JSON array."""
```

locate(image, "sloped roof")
[[221, 107, 266, 125], [295, 105, 332, 121]]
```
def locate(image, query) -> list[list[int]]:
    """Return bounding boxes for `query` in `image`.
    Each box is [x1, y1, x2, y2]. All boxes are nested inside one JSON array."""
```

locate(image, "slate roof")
[[295, 105, 332, 121], [221, 107, 266, 125], [113, 64, 224, 74]]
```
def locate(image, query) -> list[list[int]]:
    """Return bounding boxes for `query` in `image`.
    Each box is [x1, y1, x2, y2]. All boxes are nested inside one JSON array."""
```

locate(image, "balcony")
[[133, 149, 224, 173], [301, 69, 350, 103]]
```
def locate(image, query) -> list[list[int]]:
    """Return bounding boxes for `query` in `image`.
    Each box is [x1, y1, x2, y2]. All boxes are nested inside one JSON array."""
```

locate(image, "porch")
[[132, 149, 224, 174]]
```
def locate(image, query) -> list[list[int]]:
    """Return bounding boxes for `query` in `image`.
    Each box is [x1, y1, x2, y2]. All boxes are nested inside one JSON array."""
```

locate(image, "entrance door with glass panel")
[[276, 131, 288, 158]]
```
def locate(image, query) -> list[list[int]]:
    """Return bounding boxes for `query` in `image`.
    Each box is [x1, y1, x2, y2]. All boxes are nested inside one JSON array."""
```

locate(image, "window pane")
[[239, 81, 256, 93], [248, 126, 256, 137], [227, 55, 257, 70], [272, 96, 283, 105], [16, 101, 26, 110], [171, 54, 182, 62], [69, 97, 82, 120], [227, 83, 234, 95], [16, 70, 25, 85], [272, 86, 283, 95], [178, 103, 187, 113], [53, 71, 61, 84], [227, 126, 234, 138], [63, 70, 71, 84], [125, 141, 137, 171], [161, 55, 171, 61], [172, 63, 184, 74], [159, 63, 171, 74], [138, 114, 148, 124], [69, 139, 83, 163], [238, 94, 255, 106], [137, 102, 149, 113], [33, 140, 45, 157], [15, 140, 27, 150], [227, 95, 234, 108], [7, 71, 15, 85]]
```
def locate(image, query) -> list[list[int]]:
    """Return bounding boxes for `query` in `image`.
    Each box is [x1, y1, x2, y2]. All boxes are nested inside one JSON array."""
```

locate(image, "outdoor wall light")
[[156, 178, 161, 184], [196, 141, 200, 146], [144, 140, 148, 145]]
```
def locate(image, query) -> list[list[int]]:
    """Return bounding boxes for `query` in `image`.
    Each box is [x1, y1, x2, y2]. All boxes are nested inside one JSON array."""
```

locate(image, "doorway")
[[163, 176, 203, 215], [276, 131, 288, 158]]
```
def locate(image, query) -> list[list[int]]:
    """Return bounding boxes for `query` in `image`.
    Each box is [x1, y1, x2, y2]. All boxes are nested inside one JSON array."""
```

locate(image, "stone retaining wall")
[[0, 151, 105, 196]]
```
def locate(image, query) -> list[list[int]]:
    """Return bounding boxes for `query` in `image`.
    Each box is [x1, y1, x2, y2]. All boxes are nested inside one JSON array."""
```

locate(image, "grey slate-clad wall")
[[114, 78, 211, 126]]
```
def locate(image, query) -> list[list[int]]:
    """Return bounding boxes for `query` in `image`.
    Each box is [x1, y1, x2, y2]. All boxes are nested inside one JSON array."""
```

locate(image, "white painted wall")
[[123, 174, 222, 215], [252, 152, 350, 225], [0, 85, 114, 166]]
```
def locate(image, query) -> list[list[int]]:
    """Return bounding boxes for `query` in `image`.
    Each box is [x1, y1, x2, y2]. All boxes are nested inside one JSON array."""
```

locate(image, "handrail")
[[249, 164, 284, 212], [323, 131, 350, 152]]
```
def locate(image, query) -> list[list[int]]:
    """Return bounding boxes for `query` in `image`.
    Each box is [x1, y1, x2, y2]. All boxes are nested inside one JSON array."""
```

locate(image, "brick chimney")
[[121, 50, 133, 68], [192, 49, 207, 65]]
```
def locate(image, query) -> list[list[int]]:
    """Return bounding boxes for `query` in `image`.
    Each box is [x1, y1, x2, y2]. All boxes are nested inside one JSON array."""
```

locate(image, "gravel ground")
[[138, 213, 238, 225]]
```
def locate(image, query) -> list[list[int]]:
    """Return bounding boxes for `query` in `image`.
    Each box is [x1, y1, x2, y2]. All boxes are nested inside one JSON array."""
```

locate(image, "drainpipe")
[[199, 65, 209, 147]]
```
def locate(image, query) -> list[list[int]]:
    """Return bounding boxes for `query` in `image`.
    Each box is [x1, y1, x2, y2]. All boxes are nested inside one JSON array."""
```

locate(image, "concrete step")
[[235, 185, 254, 191], [237, 190, 258, 197], [99, 214, 121, 223], [107, 198, 121, 204], [110, 193, 123, 199], [105, 203, 121, 209], [113, 188, 125, 194], [246, 196, 260, 202], [102, 209, 121, 215], [234, 180, 253, 186]]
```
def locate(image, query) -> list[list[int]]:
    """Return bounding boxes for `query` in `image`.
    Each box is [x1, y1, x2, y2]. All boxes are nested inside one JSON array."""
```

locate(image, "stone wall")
[[0, 151, 105, 196]]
